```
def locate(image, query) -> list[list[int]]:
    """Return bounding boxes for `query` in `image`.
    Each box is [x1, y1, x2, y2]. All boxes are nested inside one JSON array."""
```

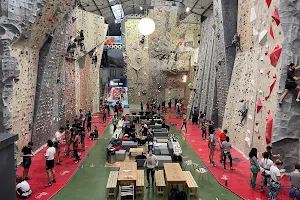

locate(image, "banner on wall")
[[104, 36, 122, 45], [107, 87, 128, 101], [108, 78, 127, 87]]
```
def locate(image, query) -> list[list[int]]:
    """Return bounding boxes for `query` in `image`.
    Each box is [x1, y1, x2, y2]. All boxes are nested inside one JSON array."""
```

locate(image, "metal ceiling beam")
[[76, 0, 86, 11], [200, 2, 213, 17], [90, 0, 110, 23], [190, 0, 201, 11]]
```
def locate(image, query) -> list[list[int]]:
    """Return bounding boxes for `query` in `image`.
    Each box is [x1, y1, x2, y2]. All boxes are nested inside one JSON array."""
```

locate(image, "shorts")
[[290, 187, 300, 200], [23, 158, 31, 169], [285, 81, 297, 90], [80, 134, 85, 144], [46, 160, 55, 170]]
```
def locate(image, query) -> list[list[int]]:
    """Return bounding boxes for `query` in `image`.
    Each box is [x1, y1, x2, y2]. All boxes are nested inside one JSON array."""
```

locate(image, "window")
[[110, 69, 117, 77], [111, 4, 124, 21]]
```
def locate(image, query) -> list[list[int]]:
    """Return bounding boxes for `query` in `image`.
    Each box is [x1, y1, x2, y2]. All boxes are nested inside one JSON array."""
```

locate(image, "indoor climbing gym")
[[1, 0, 299, 199]]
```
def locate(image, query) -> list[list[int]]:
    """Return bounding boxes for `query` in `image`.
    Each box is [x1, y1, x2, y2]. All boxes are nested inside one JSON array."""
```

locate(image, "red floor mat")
[[164, 112, 289, 200], [16, 112, 111, 200]]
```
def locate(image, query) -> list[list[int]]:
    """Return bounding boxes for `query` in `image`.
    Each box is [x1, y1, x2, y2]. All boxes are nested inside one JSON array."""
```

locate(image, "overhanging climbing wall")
[[222, 0, 283, 157], [272, 0, 300, 171]]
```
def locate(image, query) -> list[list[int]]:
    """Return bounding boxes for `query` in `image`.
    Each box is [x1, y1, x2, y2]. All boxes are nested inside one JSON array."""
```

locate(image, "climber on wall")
[[238, 99, 248, 126], [279, 63, 300, 105], [232, 32, 241, 51]]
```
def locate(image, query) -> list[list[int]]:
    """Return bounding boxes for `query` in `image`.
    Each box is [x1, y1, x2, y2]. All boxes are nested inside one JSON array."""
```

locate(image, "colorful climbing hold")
[[269, 45, 282, 67], [272, 6, 280, 26]]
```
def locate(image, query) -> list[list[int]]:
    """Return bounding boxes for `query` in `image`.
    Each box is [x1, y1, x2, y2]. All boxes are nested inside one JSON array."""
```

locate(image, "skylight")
[[111, 4, 124, 20]]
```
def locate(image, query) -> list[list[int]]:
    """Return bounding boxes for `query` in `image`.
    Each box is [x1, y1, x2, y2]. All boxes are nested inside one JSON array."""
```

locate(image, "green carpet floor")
[[52, 123, 241, 200]]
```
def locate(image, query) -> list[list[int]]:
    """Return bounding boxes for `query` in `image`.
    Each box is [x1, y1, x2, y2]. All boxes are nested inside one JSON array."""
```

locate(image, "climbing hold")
[[266, 70, 271, 75], [258, 30, 268, 45], [250, 8, 257, 23], [265, 112, 273, 144], [272, 7, 280, 26], [266, 0, 272, 8], [256, 97, 263, 113], [270, 25, 275, 39], [273, 73, 277, 79], [270, 45, 282, 67], [265, 80, 276, 100]]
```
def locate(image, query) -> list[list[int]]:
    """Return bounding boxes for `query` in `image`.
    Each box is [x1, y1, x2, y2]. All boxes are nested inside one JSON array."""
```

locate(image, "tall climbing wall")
[[272, 0, 300, 171], [124, 1, 200, 104], [187, 0, 227, 127], [222, 0, 283, 157]]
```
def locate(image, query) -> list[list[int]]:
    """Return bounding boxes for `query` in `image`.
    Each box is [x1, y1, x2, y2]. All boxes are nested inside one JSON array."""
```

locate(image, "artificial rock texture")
[[222, 0, 284, 159], [187, 0, 227, 127], [272, 0, 300, 171], [124, 1, 200, 104]]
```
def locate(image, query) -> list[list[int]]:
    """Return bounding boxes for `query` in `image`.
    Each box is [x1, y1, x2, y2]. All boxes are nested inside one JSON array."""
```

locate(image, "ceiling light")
[[186, 7, 190, 12], [138, 17, 155, 36], [140, 6, 143, 10]]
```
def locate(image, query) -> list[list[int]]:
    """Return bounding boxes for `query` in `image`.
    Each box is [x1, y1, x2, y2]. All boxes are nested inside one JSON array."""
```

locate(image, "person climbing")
[[208, 129, 216, 166], [77, 30, 85, 52], [249, 148, 260, 190], [238, 99, 248, 126], [144, 150, 158, 188], [269, 159, 285, 199], [289, 164, 300, 200], [180, 113, 187, 132], [259, 152, 273, 193], [232, 32, 241, 51], [221, 136, 234, 170], [279, 63, 300, 105]]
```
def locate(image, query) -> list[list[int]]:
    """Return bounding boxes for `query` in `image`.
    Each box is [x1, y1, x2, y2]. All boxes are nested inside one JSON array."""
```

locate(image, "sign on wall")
[[108, 78, 127, 87], [104, 36, 122, 44]]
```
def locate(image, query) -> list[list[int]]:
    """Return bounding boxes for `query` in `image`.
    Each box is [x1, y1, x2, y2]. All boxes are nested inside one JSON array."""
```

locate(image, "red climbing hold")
[[273, 73, 277, 79], [265, 80, 277, 100], [257, 97, 263, 113], [255, 121, 259, 125], [266, 0, 272, 8], [266, 112, 273, 144], [266, 70, 271, 75], [270, 25, 275, 39], [270, 45, 282, 67], [272, 6, 280, 26]]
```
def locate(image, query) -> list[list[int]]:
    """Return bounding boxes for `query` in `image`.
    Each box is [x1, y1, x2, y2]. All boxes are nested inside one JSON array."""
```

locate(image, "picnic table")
[[163, 163, 186, 194], [118, 162, 137, 186], [129, 148, 144, 157]]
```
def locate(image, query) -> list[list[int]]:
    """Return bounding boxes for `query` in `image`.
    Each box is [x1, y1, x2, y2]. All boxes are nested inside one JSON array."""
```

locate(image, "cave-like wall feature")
[[272, 1, 300, 172]]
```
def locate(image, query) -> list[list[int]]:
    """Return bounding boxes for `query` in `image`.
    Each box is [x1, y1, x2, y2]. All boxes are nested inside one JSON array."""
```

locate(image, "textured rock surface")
[[272, 0, 300, 172]]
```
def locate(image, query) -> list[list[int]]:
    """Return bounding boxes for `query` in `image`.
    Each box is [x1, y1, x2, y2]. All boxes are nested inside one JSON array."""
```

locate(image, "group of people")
[[66, 30, 85, 57], [16, 109, 99, 198]]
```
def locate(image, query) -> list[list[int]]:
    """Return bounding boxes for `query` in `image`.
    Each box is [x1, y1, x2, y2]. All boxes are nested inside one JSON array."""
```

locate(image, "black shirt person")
[[279, 63, 300, 105], [21, 142, 34, 180]]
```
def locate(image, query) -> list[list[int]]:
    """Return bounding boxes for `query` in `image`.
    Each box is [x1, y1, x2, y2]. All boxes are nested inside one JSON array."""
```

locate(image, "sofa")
[[122, 141, 138, 151], [148, 124, 162, 129], [156, 155, 173, 167], [115, 150, 126, 161], [153, 128, 168, 133]]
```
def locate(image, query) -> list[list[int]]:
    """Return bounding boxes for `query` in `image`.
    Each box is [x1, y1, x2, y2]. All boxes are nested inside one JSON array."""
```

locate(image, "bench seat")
[[183, 171, 198, 197], [106, 171, 119, 197], [155, 170, 166, 196]]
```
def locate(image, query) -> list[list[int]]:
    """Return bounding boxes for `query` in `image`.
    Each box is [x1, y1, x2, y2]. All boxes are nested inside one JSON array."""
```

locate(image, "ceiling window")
[[111, 4, 124, 21]]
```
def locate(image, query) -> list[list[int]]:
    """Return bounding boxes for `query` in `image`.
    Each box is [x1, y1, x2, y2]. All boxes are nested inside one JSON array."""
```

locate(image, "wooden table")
[[118, 162, 137, 186], [156, 139, 169, 143], [129, 148, 144, 157], [164, 163, 186, 194]]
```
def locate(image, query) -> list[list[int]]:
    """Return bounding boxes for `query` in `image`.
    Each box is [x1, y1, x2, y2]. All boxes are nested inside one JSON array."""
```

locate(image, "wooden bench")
[[155, 170, 166, 196], [106, 171, 119, 198], [136, 170, 144, 195], [183, 171, 198, 197]]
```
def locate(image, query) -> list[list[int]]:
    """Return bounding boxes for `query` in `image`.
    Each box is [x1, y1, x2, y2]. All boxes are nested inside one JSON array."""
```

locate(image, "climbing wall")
[[187, 0, 227, 127], [222, 0, 283, 157], [124, 1, 200, 104], [272, 0, 300, 171]]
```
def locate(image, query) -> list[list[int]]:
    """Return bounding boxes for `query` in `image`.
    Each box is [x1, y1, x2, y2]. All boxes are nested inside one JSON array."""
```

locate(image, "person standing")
[[192, 107, 199, 124], [168, 99, 171, 109], [259, 152, 273, 193], [289, 164, 300, 200], [263, 146, 280, 160], [44, 140, 56, 187], [201, 116, 207, 140], [112, 115, 118, 133], [78, 125, 86, 152], [219, 129, 227, 163], [103, 108, 107, 123], [269, 160, 285, 200], [114, 103, 119, 117], [146, 101, 150, 111], [21, 142, 34, 180], [87, 111, 92, 132], [144, 150, 158, 188], [249, 148, 260, 190], [141, 101, 143, 111], [180, 113, 187, 132], [221, 136, 234, 170], [54, 127, 64, 165], [72, 130, 81, 163], [79, 109, 85, 125], [208, 130, 216, 166], [65, 128, 72, 156]]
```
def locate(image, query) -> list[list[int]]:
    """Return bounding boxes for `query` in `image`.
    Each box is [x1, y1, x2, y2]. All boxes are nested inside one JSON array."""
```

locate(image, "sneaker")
[[52, 179, 56, 183], [56, 163, 62, 166], [230, 167, 235, 170], [296, 99, 300, 102], [279, 101, 282, 106], [45, 183, 52, 187], [224, 167, 226, 169]]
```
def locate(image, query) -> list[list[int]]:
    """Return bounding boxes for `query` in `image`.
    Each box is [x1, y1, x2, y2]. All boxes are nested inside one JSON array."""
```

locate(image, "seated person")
[[124, 125, 130, 135], [129, 131, 136, 140], [135, 152, 146, 160], [94, 126, 99, 138], [129, 122, 136, 132], [16, 177, 32, 199], [123, 134, 129, 141], [142, 124, 148, 137]]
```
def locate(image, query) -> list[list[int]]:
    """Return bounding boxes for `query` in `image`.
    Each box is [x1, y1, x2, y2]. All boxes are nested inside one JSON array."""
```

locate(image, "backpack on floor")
[[175, 191, 187, 200], [168, 188, 179, 200]]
